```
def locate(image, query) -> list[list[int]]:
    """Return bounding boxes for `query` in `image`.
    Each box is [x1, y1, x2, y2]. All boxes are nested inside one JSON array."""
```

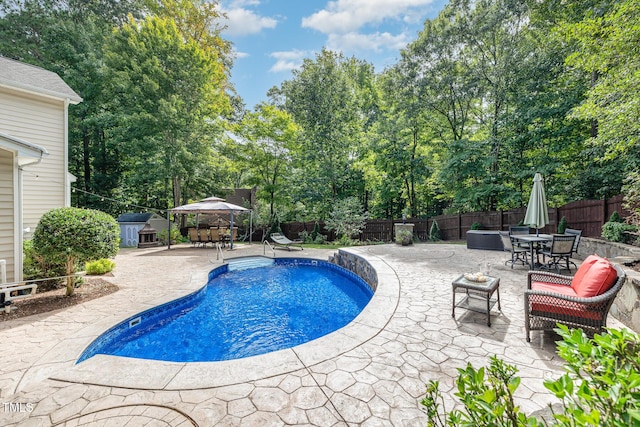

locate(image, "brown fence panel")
[[559, 200, 605, 237], [607, 194, 631, 219], [280, 195, 626, 242], [362, 220, 393, 241], [429, 215, 461, 240]]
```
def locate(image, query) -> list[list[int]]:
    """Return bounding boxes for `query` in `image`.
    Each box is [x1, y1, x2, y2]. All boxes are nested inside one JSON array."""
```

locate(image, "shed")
[[116, 213, 167, 247]]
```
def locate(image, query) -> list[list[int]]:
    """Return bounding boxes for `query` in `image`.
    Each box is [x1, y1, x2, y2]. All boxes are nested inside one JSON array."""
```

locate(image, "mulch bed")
[[1, 278, 119, 321]]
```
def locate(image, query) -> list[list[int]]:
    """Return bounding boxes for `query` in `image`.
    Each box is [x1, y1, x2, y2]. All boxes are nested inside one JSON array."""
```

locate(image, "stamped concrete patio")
[[0, 243, 625, 426]]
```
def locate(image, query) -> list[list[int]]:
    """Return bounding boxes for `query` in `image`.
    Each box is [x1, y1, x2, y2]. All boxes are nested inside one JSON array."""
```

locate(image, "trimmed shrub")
[[609, 211, 624, 223], [470, 222, 483, 230], [33, 207, 120, 296], [602, 221, 637, 243], [430, 220, 441, 241], [23, 239, 67, 291], [557, 216, 568, 234], [85, 258, 116, 275], [311, 221, 321, 242]]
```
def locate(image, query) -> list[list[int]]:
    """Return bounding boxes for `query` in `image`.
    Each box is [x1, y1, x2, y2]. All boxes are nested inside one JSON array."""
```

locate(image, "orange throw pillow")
[[571, 255, 617, 298]]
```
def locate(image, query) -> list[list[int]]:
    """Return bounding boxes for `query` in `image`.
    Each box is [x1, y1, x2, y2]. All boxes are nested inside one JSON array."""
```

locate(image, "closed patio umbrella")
[[524, 173, 549, 236]]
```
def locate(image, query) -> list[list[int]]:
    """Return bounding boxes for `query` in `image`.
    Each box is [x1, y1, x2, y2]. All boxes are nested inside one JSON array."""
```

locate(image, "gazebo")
[[170, 197, 251, 249]]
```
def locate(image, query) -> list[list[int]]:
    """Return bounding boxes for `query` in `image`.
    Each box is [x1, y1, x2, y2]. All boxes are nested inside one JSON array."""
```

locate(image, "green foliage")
[[601, 221, 637, 243], [544, 325, 640, 427], [102, 12, 231, 210], [609, 211, 624, 223], [85, 258, 116, 275], [422, 326, 640, 427], [395, 229, 413, 245], [557, 217, 568, 234], [623, 172, 640, 227], [33, 208, 120, 296], [422, 355, 542, 426], [563, 0, 640, 160], [311, 222, 321, 242], [22, 240, 67, 291], [158, 224, 182, 245], [429, 221, 441, 241], [268, 221, 282, 237], [325, 197, 368, 241], [233, 103, 300, 220], [301, 222, 326, 244], [471, 222, 483, 230]]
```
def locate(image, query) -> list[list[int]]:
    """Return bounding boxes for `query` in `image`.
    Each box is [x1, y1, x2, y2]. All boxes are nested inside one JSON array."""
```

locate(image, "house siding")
[[0, 87, 67, 239], [0, 149, 15, 281]]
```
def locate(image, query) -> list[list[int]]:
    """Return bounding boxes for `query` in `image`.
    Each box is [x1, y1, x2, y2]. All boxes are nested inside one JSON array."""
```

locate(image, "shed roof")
[[117, 213, 158, 223], [0, 56, 82, 103]]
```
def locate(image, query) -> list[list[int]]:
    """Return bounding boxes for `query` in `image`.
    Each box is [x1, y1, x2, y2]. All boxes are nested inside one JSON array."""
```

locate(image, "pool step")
[[227, 256, 275, 271]]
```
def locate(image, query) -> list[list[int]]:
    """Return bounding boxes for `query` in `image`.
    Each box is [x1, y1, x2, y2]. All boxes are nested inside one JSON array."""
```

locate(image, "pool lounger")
[[270, 233, 303, 251]]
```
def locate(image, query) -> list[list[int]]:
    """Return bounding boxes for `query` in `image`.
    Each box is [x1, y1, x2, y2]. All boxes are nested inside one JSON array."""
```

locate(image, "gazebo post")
[[167, 209, 171, 250]]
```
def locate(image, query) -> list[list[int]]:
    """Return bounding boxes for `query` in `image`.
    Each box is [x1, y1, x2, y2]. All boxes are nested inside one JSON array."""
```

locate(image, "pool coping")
[[49, 248, 400, 390]]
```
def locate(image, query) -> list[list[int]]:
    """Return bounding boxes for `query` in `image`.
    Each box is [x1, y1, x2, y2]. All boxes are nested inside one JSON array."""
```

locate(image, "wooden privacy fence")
[[279, 195, 629, 242]]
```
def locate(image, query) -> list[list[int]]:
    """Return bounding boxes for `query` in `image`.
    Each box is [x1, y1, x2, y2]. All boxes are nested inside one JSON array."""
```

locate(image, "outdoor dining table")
[[511, 233, 553, 270]]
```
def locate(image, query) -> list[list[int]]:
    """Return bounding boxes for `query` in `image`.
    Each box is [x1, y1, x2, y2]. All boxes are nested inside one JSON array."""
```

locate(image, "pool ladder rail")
[[263, 240, 275, 257]]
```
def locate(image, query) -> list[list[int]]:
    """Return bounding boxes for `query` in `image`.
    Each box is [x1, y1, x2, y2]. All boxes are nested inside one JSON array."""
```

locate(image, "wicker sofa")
[[524, 255, 626, 342]]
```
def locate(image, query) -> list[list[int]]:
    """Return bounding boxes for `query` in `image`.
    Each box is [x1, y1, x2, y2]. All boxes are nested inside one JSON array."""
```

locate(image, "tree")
[[324, 197, 368, 244], [234, 103, 300, 223], [0, 0, 146, 214], [277, 49, 371, 215], [32, 208, 119, 296], [102, 14, 231, 210]]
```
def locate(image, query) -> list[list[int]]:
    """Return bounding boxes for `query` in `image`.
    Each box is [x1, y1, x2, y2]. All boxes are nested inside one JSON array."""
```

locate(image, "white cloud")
[[302, 0, 435, 34], [234, 50, 249, 59], [269, 50, 311, 73], [327, 31, 411, 54], [222, 7, 277, 36], [226, 0, 261, 7]]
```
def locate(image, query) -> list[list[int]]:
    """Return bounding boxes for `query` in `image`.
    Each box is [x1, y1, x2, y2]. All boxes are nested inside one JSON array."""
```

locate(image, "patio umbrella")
[[523, 173, 549, 236], [171, 200, 249, 249]]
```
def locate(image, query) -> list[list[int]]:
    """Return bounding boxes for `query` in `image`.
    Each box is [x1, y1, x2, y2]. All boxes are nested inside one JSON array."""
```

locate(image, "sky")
[[218, 0, 449, 111]]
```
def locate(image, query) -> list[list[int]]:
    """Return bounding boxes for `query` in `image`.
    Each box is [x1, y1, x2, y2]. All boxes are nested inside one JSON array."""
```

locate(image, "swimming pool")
[[78, 257, 373, 363]]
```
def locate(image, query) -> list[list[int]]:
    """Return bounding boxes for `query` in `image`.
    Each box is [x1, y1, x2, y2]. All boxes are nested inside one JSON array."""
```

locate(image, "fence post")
[[458, 213, 462, 240]]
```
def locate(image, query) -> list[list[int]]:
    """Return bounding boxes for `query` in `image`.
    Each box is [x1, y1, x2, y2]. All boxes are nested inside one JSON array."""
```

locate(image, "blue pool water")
[[78, 258, 373, 363]]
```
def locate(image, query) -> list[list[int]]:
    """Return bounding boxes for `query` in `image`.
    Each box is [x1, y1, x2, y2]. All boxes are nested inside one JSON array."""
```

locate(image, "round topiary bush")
[[33, 207, 120, 295]]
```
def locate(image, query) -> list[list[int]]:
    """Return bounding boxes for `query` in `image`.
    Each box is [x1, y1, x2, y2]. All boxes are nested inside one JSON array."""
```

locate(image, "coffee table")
[[452, 275, 501, 326]]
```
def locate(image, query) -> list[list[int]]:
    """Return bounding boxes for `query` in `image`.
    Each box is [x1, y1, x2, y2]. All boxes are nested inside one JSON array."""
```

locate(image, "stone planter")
[[394, 223, 414, 245]]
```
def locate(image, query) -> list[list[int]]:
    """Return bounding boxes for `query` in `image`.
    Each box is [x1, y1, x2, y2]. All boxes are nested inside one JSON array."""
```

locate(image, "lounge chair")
[[270, 233, 303, 251], [524, 255, 625, 341]]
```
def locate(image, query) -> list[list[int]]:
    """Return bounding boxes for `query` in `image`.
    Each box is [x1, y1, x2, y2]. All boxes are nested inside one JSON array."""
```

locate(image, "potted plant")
[[395, 229, 413, 246]]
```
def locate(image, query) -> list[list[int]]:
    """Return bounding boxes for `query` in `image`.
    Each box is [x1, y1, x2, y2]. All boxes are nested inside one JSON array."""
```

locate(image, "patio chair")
[[270, 232, 303, 251], [499, 231, 528, 268], [509, 225, 529, 235], [524, 255, 625, 342], [188, 228, 200, 247], [509, 225, 530, 249], [539, 234, 577, 273], [198, 228, 210, 247], [209, 227, 221, 245], [564, 228, 582, 269]]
